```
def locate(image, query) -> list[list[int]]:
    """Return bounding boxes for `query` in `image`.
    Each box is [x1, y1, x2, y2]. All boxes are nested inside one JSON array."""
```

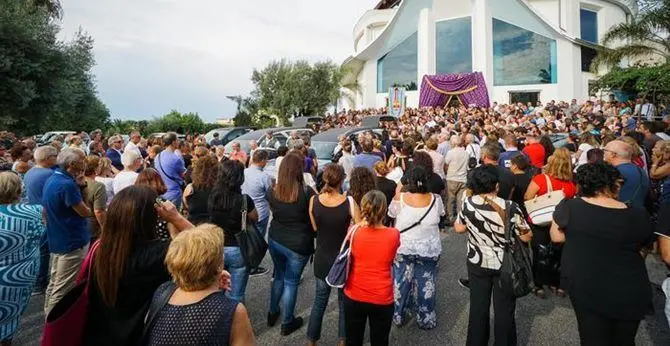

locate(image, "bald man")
[[603, 140, 649, 208]]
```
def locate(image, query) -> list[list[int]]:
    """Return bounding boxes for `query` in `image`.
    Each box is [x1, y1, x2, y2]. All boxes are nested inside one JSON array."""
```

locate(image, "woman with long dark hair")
[[183, 154, 220, 225], [209, 159, 258, 303], [347, 167, 376, 206], [267, 153, 315, 336], [84, 186, 193, 345], [135, 168, 171, 240]]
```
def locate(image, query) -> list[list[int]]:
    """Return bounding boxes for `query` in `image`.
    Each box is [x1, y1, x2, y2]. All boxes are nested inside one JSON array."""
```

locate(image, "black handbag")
[[497, 201, 534, 297], [235, 195, 268, 268]]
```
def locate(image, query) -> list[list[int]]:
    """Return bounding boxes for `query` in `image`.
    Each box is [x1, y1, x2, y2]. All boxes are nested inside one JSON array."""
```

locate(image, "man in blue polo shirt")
[[156, 132, 186, 208], [604, 140, 649, 208], [352, 138, 382, 171], [42, 148, 91, 315], [23, 145, 58, 293]]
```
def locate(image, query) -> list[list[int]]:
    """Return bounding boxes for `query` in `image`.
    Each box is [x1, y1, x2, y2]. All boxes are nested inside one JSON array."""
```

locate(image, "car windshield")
[[205, 129, 231, 143], [311, 141, 338, 160]]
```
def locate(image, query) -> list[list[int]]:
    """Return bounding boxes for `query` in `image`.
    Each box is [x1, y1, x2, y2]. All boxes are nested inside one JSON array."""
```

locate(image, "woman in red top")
[[525, 148, 576, 299], [344, 190, 400, 346]]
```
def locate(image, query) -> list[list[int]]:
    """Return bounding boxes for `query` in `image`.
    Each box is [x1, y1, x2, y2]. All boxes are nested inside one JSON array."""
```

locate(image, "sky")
[[58, 0, 378, 122]]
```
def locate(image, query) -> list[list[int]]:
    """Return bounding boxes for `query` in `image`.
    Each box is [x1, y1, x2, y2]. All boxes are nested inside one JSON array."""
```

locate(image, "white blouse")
[[388, 193, 445, 258]]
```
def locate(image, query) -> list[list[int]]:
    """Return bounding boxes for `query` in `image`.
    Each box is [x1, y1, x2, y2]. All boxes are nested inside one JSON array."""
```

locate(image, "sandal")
[[532, 287, 546, 299], [556, 289, 566, 298]]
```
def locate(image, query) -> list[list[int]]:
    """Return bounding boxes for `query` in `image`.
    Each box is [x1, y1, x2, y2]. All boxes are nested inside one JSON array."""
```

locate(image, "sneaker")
[[249, 266, 269, 277], [458, 278, 470, 289], [281, 316, 304, 336]]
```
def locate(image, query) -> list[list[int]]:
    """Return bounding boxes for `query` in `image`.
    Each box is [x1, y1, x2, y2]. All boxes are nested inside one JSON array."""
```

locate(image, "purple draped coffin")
[[419, 72, 490, 108]]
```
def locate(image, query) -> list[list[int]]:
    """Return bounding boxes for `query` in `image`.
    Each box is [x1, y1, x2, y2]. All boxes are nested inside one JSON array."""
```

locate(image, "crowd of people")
[[0, 96, 669, 345]]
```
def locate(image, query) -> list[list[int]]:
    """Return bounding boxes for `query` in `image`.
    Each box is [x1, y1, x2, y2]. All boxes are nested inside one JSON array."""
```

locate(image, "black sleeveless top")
[[186, 188, 211, 225], [147, 282, 239, 346], [312, 196, 352, 279]]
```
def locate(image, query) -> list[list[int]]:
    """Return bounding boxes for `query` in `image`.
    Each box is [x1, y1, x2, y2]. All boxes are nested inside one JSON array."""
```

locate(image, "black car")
[[204, 127, 252, 146]]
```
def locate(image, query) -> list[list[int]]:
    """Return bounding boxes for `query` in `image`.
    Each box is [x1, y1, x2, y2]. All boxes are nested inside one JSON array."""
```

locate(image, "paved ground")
[[14, 232, 670, 345]]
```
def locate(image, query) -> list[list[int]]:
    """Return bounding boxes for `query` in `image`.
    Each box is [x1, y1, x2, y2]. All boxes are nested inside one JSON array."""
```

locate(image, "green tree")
[[227, 95, 257, 127], [146, 110, 207, 134], [592, 0, 670, 71], [0, 0, 110, 135], [30, 0, 62, 19], [250, 59, 343, 122]]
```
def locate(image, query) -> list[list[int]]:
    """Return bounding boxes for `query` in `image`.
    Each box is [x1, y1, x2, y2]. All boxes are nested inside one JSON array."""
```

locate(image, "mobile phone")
[[155, 197, 167, 207]]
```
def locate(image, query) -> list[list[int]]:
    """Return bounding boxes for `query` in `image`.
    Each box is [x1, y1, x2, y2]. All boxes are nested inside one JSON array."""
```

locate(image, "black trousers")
[[343, 294, 393, 346], [467, 264, 517, 346], [571, 297, 641, 346], [531, 224, 562, 288]]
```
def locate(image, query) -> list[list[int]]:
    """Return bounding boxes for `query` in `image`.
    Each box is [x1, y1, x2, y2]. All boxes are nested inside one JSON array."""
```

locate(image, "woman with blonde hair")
[[145, 224, 255, 345], [525, 147, 577, 299], [620, 136, 647, 171], [0, 172, 46, 345], [95, 157, 116, 206]]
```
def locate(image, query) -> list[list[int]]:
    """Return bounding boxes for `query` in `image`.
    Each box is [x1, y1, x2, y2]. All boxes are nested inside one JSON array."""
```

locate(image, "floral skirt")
[[393, 254, 439, 329]]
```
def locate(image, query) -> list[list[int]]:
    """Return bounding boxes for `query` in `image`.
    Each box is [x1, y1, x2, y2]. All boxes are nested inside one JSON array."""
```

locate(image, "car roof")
[[311, 128, 353, 142], [311, 126, 382, 142]]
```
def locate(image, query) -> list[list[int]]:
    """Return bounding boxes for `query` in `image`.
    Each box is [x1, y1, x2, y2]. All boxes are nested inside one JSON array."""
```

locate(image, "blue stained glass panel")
[[436, 17, 473, 75], [377, 32, 418, 93], [492, 18, 557, 86]]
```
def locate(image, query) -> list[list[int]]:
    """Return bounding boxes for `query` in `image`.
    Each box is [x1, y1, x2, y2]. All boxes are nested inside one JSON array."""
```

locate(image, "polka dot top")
[[147, 282, 239, 345]]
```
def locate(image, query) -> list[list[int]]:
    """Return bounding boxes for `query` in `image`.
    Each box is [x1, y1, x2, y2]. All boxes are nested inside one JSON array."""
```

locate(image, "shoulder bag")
[[156, 152, 185, 190], [235, 194, 268, 268], [524, 174, 565, 226], [326, 224, 360, 288], [467, 145, 478, 170], [492, 200, 534, 298], [140, 282, 178, 344], [399, 194, 437, 234], [41, 241, 100, 346]]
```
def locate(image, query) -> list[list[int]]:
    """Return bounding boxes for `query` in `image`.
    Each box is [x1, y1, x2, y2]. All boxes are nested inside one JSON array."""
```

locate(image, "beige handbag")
[[524, 174, 565, 226]]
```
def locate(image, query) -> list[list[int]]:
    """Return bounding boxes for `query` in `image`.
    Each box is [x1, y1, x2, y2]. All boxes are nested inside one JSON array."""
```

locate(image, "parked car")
[[310, 124, 390, 169], [223, 127, 315, 158], [204, 127, 251, 146], [38, 131, 74, 145]]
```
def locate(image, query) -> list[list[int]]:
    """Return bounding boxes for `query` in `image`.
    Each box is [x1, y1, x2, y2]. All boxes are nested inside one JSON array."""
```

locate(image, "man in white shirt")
[[641, 99, 656, 121], [124, 131, 142, 157], [444, 135, 469, 224], [112, 150, 142, 194]]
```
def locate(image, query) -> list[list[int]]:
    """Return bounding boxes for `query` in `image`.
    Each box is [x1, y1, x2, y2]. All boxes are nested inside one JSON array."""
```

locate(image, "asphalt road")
[[14, 232, 670, 345]]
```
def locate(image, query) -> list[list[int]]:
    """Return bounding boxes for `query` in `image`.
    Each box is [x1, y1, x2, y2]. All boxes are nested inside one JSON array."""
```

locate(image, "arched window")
[[377, 32, 418, 93], [492, 18, 557, 86], [436, 17, 472, 75]]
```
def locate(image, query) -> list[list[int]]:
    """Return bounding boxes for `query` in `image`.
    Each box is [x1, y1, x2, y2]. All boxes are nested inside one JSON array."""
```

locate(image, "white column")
[[417, 7, 436, 82], [471, 0, 493, 98]]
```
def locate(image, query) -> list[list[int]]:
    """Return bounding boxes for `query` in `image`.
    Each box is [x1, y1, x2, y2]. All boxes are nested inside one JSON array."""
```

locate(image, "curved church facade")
[[341, 0, 637, 109]]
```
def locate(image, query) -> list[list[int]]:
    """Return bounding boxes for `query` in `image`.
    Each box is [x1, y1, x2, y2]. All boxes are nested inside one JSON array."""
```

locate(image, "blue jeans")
[[307, 277, 345, 342], [256, 217, 269, 238], [224, 247, 248, 303], [393, 254, 438, 329], [34, 234, 50, 292], [268, 239, 309, 325]]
